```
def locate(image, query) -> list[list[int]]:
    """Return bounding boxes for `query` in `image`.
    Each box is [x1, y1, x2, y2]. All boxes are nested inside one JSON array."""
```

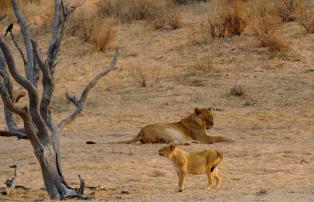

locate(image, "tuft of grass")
[[130, 62, 162, 88], [250, 0, 288, 53], [187, 23, 212, 46], [208, 0, 248, 38], [273, 0, 300, 22], [230, 85, 244, 97], [67, 12, 115, 52], [296, 1, 314, 34], [172, 0, 210, 4]]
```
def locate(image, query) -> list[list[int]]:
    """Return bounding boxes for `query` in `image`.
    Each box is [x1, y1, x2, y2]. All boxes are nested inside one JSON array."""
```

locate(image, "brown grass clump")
[[250, 1, 288, 53], [130, 62, 162, 87], [187, 23, 212, 46], [98, 0, 182, 29], [0, 0, 41, 15], [273, 0, 300, 22], [97, 0, 163, 22], [67, 12, 114, 52], [208, 0, 248, 38], [172, 0, 209, 4], [295, 1, 314, 34], [230, 85, 245, 97]]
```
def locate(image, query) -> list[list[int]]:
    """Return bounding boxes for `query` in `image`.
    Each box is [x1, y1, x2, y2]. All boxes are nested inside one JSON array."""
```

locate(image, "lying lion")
[[113, 107, 233, 144], [159, 144, 223, 191]]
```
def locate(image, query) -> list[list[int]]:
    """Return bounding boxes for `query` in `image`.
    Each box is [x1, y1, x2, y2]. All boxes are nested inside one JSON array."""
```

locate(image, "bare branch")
[[47, 0, 71, 74], [58, 49, 119, 129], [0, 37, 49, 142], [0, 130, 27, 139], [11, 0, 36, 85], [10, 32, 27, 65], [32, 40, 54, 128]]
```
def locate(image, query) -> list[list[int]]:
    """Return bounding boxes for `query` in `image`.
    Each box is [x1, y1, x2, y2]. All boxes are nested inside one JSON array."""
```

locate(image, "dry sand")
[[0, 1, 314, 201]]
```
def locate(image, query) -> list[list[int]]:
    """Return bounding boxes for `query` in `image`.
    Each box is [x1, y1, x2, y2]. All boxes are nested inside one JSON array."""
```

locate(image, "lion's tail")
[[210, 150, 223, 172], [211, 135, 234, 143], [106, 131, 143, 144]]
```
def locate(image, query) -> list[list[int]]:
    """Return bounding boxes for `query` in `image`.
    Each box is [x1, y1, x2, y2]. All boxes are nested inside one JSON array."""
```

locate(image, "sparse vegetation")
[[67, 12, 114, 52], [172, 0, 209, 4], [296, 1, 314, 33], [208, 0, 248, 38], [230, 85, 245, 97], [187, 23, 212, 46], [250, 1, 288, 53], [130, 62, 162, 87], [273, 0, 300, 22]]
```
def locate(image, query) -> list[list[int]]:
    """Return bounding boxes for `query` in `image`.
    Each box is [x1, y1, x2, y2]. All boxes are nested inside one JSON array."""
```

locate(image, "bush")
[[187, 23, 212, 45], [97, 0, 165, 22], [172, 0, 209, 4], [296, 1, 314, 33], [208, 0, 248, 38], [250, 1, 287, 53], [67, 12, 114, 52], [273, 0, 300, 22]]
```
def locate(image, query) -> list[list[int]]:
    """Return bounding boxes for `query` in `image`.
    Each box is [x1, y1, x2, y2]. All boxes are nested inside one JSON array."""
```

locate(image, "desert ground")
[[0, 0, 314, 201]]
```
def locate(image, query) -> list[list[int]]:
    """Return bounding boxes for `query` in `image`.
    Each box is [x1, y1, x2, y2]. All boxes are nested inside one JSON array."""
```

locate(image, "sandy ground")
[[0, 1, 314, 201]]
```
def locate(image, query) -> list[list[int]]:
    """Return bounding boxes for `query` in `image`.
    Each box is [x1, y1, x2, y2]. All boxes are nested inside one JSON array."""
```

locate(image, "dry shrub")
[[98, 0, 164, 22], [230, 85, 244, 97], [250, 1, 287, 53], [172, 0, 209, 4], [90, 21, 114, 52], [296, 1, 314, 33], [187, 23, 212, 45], [192, 54, 215, 74], [152, 7, 182, 30], [208, 0, 248, 38], [273, 0, 300, 22], [67, 12, 114, 52], [98, 0, 182, 29], [130, 62, 162, 87], [0, 0, 41, 15]]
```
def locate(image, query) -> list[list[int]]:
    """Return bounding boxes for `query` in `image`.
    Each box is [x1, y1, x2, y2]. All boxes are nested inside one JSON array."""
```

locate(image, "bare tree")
[[0, 0, 118, 200]]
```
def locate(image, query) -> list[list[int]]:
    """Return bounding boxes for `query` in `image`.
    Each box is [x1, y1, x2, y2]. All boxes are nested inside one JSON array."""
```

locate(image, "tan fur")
[[159, 145, 223, 191], [113, 107, 233, 144]]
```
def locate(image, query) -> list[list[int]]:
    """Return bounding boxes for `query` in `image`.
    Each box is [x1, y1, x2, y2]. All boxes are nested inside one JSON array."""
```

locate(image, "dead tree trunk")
[[0, 0, 118, 199]]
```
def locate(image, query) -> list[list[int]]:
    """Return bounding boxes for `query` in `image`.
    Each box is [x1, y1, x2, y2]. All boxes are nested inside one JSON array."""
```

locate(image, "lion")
[[159, 144, 223, 191], [112, 107, 233, 145]]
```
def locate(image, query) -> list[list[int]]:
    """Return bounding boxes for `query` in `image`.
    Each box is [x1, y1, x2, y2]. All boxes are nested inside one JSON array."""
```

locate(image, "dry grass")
[[230, 85, 245, 97], [67, 12, 115, 52], [0, 0, 41, 15], [296, 1, 314, 34], [130, 62, 162, 88], [192, 53, 215, 74], [187, 23, 212, 46], [172, 0, 209, 4], [250, 0, 288, 53], [97, 0, 165, 22], [97, 0, 182, 29], [272, 0, 300, 22], [208, 0, 248, 38]]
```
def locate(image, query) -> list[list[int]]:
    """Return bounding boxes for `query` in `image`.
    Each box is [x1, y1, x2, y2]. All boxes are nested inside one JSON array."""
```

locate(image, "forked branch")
[[58, 49, 119, 129]]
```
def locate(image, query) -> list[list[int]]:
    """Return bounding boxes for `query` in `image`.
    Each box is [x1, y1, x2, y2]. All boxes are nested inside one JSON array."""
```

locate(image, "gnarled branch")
[[58, 49, 119, 129], [11, 0, 36, 85], [10, 32, 27, 65]]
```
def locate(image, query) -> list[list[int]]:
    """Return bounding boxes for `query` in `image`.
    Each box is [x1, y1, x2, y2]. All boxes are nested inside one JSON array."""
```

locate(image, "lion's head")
[[159, 144, 176, 158], [192, 107, 214, 129]]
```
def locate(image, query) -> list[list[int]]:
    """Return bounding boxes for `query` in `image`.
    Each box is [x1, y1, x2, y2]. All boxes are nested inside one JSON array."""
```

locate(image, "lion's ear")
[[194, 107, 201, 115], [170, 144, 176, 151], [208, 107, 213, 112]]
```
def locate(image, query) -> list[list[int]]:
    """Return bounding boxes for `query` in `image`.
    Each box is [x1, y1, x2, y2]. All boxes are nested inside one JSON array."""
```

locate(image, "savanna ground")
[[0, 0, 314, 201]]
